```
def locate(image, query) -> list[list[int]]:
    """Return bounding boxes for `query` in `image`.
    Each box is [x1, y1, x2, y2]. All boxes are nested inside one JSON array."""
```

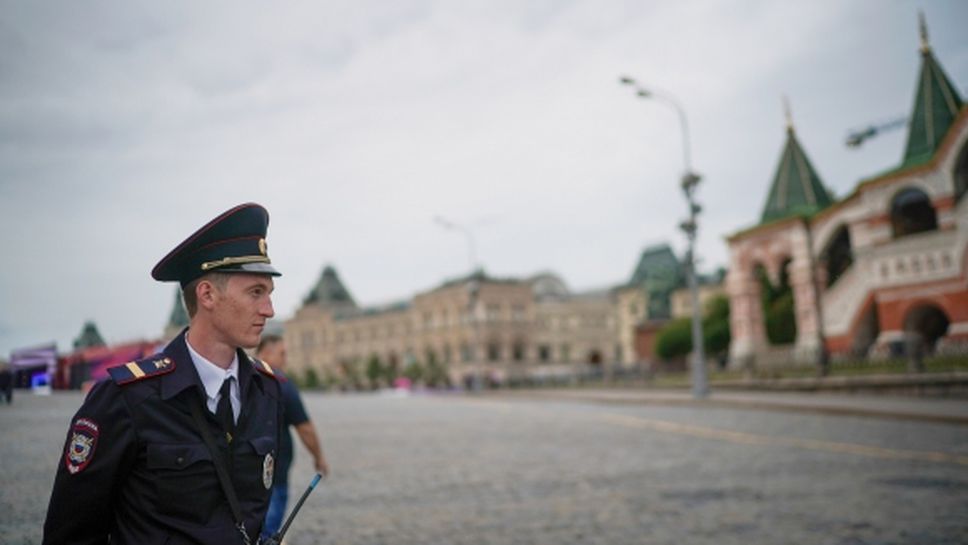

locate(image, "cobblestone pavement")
[[2, 390, 967, 544]]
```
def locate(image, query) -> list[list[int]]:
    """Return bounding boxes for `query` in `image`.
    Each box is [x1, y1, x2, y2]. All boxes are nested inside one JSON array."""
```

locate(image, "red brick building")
[[726, 17, 967, 368]]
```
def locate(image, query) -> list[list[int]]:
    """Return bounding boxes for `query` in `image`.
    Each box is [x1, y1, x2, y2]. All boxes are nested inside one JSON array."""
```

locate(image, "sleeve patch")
[[65, 418, 99, 474]]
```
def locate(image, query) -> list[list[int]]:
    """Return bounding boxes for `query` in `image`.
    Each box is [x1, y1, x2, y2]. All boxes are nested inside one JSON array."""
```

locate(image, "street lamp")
[[434, 215, 485, 392], [620, 75, 709, 399], [434, 215, 479, 273]]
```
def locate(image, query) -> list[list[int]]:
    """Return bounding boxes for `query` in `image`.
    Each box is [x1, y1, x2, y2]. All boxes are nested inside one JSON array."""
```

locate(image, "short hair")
[[182, 272, 230, 318], [257, 334, 283, 355]]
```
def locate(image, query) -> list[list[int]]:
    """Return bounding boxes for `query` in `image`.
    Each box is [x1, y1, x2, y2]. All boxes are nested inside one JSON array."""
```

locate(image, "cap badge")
[[263, 452, 275, 489], [258, 238, 267, 256]]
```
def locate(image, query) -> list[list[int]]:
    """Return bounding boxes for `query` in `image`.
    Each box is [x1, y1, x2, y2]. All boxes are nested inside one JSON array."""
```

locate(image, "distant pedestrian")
[[258, 334, 330, 539], [0, 368, 12, 404]]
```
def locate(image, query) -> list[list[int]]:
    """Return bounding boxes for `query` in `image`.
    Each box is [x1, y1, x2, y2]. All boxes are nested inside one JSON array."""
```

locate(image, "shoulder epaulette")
[[250, 356, 278, 380], [108, 356, 176, 385]]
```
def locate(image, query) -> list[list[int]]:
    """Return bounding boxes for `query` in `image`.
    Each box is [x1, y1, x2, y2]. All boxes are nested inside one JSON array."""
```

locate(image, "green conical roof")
[[73, 320, 106, 350], [304, 265, 357, 307], [167, 287, 189, 330], [760, 126, 833, 223], [901, 25, 964, 167]]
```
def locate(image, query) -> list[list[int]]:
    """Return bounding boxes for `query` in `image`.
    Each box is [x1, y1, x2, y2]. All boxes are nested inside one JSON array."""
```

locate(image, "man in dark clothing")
[[0, 368, 12, 404], [257, 335, 329, 539], [44, 203, 283, 545]]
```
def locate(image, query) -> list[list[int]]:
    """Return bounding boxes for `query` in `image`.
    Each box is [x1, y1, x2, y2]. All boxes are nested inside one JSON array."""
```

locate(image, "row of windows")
[[418, 304, 530, 328], [820, 184, 950, 288], [297, 309, 608, 349], [332, 342, 606, 366], [535, 315, 612, 330]]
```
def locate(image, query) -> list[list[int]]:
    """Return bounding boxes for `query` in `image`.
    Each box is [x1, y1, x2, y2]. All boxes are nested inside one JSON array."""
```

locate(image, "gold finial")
[[783, 95, 794, 132], [918, 10, 930, 53]]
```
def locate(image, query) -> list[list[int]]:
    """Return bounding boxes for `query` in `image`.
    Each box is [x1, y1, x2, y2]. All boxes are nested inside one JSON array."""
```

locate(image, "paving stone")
[[2, 391, 967, 544]]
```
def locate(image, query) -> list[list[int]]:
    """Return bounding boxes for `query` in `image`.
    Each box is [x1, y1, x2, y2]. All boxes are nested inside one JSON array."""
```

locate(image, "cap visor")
[[216, 263, 282, 276]]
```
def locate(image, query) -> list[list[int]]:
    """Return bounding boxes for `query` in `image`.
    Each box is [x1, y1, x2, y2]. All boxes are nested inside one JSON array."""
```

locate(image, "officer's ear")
[[196, 279, 218, 311]]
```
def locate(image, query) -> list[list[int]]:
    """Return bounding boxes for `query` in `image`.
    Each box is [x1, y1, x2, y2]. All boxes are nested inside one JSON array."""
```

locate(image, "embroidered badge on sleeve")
[[65, 418, 99, 474]]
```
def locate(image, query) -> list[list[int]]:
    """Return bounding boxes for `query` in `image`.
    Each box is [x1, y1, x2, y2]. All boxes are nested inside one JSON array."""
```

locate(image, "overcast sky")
[[2, 1, 967, 356]]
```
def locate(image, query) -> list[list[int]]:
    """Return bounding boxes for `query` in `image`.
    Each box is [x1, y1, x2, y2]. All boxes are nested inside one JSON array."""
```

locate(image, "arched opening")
[[487, 341, 501, 362], [821, 225, 854, 288], [903, 304, 950, 355], [891, 188, 937, 238], [756, 259, 797, 345], [511, 340, 526, 363], [954, 140, 968, 204], [851, 303, 879, 357]]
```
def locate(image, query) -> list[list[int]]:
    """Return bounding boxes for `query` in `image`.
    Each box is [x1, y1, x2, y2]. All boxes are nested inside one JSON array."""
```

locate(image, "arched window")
[[756, 260, 797, 345], [890, 188, 937, 238], [954, 141, 968, 204], [903, 304, 950, 354], [821, 225, 853, 288], [512, 341, 526, 362]]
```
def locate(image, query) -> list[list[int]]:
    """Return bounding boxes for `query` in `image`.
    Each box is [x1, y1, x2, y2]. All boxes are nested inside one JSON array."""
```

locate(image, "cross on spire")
[[783, 95, 794, 132], [918, 10, 930, 54]]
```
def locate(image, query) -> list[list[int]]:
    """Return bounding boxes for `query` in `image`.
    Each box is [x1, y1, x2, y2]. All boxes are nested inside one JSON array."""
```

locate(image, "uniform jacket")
[[43, 330, 281, 545]]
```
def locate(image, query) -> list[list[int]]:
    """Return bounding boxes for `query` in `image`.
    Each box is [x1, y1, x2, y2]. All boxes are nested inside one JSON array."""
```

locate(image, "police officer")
[[44, 203, 283, 545]]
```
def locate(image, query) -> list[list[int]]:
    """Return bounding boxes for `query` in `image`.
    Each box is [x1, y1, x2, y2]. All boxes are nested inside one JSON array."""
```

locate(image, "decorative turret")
[[73, 321, 106, 350], [901, 12, 964, 167], [760, 99, 833, 223], [627, 244, 683, 320], [304, 265, 357, 308], [163, 287, 189, 340], [167, 287, 189, 329]]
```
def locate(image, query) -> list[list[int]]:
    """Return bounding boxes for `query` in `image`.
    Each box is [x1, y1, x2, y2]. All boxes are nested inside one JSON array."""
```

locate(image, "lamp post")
[[434, 215, 485, 391], [620, 75, 709, 399], [434, 215, 479, 273]]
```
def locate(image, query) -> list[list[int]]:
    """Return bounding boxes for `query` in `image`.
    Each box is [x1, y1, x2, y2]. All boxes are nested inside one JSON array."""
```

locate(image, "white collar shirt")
[[185, 336, 240, 422]]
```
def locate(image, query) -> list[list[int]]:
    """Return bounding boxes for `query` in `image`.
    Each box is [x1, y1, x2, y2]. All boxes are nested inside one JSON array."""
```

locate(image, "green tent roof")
[[73, 321, 106, 350], [760, 126, 833, 224], [627, 244, 682, 287], [304, 265, 357, 307], [900, 38, 964, 167], [626, 244, 684, 320], [166, 287, 189, 330]]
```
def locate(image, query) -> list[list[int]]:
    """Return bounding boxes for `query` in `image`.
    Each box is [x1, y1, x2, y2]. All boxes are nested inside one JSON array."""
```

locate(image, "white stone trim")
[[948, 322, 968, 336]]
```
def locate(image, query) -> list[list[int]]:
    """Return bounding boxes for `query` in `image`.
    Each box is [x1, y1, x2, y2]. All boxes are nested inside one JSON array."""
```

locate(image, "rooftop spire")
[[918, 10, 929, 54], [166, 287, 189, 330], [304, 265, 357, 308], [783, 95, 794, 132], [760, 106, 833, 224], [74, 321, 106, 350], [902, 12, 964, 166]]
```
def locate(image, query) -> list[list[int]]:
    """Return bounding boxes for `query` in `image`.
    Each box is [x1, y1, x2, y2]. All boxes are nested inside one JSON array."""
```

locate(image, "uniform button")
[[176, 456, 184, 465]]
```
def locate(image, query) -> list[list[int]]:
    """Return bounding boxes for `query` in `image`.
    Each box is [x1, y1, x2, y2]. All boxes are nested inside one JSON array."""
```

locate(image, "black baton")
[[261, 473, 323, 545]]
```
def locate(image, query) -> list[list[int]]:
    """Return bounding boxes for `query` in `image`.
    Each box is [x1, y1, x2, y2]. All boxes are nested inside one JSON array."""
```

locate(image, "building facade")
[[726, 22, 968, 368], [614, 245, 688, 366], [284, 267, 620, 386]]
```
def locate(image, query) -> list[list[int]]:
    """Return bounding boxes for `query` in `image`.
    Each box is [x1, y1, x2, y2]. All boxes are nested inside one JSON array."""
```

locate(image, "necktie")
[[216, 378, 235, 442]]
